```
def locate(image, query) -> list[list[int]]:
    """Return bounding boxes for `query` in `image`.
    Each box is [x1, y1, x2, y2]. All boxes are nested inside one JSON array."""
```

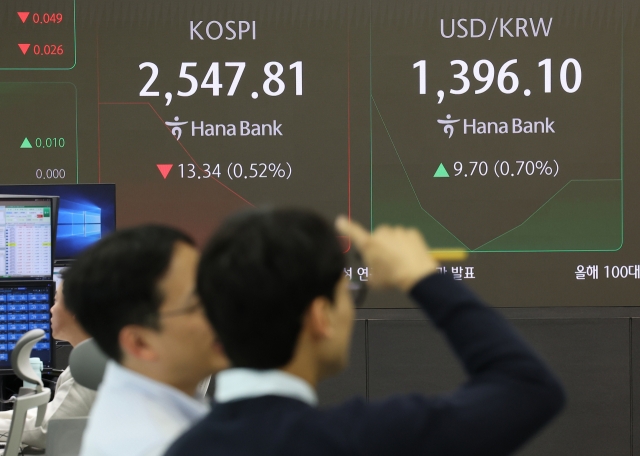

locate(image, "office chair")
[[67, 340, 107, 391], [197, 376, 212, 398], [44, 339, 108, 456], [3, 330, 51, 456]]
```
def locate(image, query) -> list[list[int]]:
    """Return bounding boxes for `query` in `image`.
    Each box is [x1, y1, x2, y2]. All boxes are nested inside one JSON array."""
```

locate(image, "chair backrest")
[[196, 375, 212, 398], [4, 330, 51, 456], [44, 417, 88, 456], [68, 339, 108, 391], [46, 339, 105, 456], [11, 329, 46, 388]]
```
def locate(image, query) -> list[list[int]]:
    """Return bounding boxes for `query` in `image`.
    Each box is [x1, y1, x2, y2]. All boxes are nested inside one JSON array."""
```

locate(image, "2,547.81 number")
[[140, 61, 303, 98]]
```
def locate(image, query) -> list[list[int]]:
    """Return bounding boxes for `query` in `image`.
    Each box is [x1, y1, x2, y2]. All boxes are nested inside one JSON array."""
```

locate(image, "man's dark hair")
[[63, 225, 195, 361], [198, 208, 345, 369]]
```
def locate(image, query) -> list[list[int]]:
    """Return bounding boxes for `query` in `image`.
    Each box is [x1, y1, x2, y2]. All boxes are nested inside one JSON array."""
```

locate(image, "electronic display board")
[[0, 0, 638, 307]]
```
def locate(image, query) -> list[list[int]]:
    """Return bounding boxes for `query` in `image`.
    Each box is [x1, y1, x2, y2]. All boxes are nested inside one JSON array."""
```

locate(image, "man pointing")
[[167, 209, 565, 456]]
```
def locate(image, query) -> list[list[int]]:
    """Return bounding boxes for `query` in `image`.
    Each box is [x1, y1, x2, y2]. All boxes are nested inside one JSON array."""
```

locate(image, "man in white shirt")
[[63, 225, 228, 456], [0, 281, 96, 449]]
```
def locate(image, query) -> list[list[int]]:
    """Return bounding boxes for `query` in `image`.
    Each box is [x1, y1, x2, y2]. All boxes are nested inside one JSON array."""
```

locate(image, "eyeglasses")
[[344, 247, 368, 307], [159, 299, 203, 319]]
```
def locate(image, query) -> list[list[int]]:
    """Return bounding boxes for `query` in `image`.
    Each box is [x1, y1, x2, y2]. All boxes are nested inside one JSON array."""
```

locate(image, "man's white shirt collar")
[[79, 361, 209, 456], [105, 361, 208, 414], [215, 368, 318, 406]]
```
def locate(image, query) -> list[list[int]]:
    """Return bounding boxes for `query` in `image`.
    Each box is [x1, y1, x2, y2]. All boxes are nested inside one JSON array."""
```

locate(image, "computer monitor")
[[0, 197, 54, 280], [0, 281, 55, 370], [53, 266, 66, 289], [0, 185, 116, 261]]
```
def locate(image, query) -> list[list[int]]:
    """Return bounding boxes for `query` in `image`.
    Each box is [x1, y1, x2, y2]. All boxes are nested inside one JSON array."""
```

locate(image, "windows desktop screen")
[[0, 184, 115, 260]]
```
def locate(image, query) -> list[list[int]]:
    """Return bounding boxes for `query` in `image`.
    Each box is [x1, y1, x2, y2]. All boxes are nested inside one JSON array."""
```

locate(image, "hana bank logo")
[[437, 115, 460, 139], [165, 116, 188, 140]]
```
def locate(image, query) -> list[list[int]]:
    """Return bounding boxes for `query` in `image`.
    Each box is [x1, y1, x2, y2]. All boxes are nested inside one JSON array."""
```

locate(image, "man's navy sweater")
[[166, 273, 565, 456]]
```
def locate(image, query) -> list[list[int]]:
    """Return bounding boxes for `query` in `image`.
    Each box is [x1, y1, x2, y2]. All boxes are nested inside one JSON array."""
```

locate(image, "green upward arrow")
[[433, 163, 450, 178], [20, 138, 32, 149]]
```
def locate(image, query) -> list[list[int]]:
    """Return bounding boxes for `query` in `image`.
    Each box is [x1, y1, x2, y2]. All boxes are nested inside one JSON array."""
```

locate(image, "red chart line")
[[346, 15, 352, 252], [98, 101, 255, 207], [96, 31, 101, 182]]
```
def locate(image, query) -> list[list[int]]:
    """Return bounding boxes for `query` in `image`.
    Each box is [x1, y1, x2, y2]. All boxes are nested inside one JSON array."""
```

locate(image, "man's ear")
[[119, 326, 160, 362], [304, 297, 333, 341]]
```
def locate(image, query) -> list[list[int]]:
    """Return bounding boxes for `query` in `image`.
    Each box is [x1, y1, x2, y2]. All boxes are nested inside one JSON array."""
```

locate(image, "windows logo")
[[58, 204, 101, 238]]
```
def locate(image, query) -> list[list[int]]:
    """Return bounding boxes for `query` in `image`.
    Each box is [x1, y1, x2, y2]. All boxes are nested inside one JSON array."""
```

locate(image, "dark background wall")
[[52, 306, 639, 455], [317, 308, 640, 456]]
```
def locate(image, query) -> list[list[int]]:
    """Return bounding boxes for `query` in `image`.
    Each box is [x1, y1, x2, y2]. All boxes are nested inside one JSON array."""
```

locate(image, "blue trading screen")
[[0, 283, 53, 368], [0, 185, 116, 261]]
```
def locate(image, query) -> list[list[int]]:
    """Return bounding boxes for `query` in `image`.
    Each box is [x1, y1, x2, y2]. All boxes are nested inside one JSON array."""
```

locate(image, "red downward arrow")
[[156, 164, 173, 179], [18, 43, 30, 55], [17, 12, 30, 23]]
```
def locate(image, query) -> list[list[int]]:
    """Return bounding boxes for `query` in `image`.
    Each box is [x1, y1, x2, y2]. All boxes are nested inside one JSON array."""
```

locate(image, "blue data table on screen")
[[0, 284, 53, 367]]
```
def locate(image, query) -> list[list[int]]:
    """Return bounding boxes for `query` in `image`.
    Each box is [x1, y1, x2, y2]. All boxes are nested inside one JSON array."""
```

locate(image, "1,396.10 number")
[[413, 58, 581, 95]]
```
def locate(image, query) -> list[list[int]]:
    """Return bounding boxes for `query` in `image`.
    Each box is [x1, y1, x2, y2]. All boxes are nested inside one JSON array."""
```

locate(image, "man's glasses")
[[344, 247, 368, 307]]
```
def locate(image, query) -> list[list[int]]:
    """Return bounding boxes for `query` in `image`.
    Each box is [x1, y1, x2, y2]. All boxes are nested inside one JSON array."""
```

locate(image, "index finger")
[[335, 216, 370, 249]]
